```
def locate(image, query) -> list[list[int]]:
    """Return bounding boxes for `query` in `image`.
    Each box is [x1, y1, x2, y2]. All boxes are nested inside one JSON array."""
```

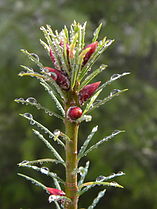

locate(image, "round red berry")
[[67, 106, 82, 120]]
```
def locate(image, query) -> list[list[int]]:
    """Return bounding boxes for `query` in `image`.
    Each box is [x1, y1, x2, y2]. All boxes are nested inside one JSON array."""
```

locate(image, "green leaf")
[[78, 126, 98, 160], [21, 49, 44, 68], [15, 98, 63, 120], [78, 38, 114, 81], [92, 23, 103, 42], [79, 64, 107, 91], [88, 89, 128, 113], [80, 181, 124, 189], [87, 189, 106, 209], [18, 158, 63, 166], [97, 72, 130, 92], [32, 129, 65, 164], [83, 89, 102, 114], [18, 173, 47, 191], [84, 130, 125, 156], [20, 113, 65, 147], [19, 164, 64, 184], [78, 161, 90, 186], [40, 81, 65, 116]]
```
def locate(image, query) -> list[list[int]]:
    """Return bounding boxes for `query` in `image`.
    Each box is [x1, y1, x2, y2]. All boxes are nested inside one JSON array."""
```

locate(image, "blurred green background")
[[0, 0, 157, 208]]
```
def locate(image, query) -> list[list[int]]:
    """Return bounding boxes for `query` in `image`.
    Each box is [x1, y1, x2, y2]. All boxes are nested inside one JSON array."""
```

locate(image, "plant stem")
[[64, 92, 79, 209]]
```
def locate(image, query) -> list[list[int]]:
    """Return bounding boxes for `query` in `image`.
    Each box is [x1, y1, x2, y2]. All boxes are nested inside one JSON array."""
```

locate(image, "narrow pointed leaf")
[[87, 189, 106, 209], [78, 38, 114, 81], [18, 158, 63, 166], [78, 126, 98, 160], [88, 89, 128, 113], [20, 113, 65, 147], [78, 161, 90, 186], [19, 164, 64, 184], [32, 129, 65, 164], [18, 173, 47, 191], [84, 130, 125, 156], [40, 82, 65, 116], [83, 89, 102, 114], [15, 98, 63, 120], [79, 64, 107, 91], [97, 72, 130, 92], [92, 23, 103, 42], [21, 49, 44, 68]]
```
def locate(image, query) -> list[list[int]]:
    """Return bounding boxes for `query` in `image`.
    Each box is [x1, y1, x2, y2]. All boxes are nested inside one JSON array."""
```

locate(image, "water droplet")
[[26, 97, 37, 104], [24, 113, 33, 119], [48, 112, 53, 116], [84, 115, 92, 122], [45, 109, 49, 114], [53, 129, 60, 136], [112, 130, 120, 135], [48, 195, 60, 203], [30, 120, 35, 125], [96, 176, 105, 181], [110, 89, 121, 96], [110, 74, 120, 80], [20, 160, 29, 164], [40, 167, 49, 175], [49, 135, 53, 139], [117, 171, 124, 175], [30, 53, 39, 61]]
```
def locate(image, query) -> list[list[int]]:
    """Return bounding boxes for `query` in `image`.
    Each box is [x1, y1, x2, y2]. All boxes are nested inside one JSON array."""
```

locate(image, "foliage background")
[[0, 0, 157, 208]]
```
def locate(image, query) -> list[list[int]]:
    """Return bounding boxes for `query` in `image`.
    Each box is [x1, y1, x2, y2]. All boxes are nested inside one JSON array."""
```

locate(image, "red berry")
[[83, 41, 98, 66], [79, 81, 101, 105], [67, 106, 82, 120], [46, 187, 65, 196]]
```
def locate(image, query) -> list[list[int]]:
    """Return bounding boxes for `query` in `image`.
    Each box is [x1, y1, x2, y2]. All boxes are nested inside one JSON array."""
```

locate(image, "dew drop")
[[24, 113, 33, 119], [26, 97, 37, 104], [49, 135, 53, 139], [20, 160, 29, 164], [30, 120, 35, 125], [110, 74, 120, 80], [30, 53, 39, 61], [96, 176, 105, 181], [40, 167, 49, 175], [48, 112, 53, 116], [53, 129, 60, 136], [117, 171, 124, 175], [112, 130, 120, 135], [110, 89, 121, 96]]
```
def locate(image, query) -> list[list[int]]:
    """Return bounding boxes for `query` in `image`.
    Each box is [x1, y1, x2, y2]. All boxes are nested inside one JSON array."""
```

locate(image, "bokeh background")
[[0, 0, 157, 208]]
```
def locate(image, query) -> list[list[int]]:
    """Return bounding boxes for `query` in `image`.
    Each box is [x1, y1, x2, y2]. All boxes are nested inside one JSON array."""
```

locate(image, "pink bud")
[[50, 49, 56, 64], [44, 67, 70, 90], [83, 42, 98, 66], [46, 187, 65, 196], [67, 106, 82, 120], [79, 81, 101, 105], [49, 43, 70, 65]]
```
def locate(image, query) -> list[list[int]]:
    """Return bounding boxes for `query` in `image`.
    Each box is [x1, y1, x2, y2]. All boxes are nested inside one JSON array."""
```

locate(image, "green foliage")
[[1, 0, 157, 209]]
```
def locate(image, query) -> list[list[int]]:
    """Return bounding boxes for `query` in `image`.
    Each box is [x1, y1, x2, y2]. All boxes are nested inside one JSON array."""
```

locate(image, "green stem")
[[64, 92, 79, 209]]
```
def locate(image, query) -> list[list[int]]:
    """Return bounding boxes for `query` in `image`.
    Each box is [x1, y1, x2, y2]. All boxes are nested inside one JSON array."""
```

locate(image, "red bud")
[[79, 81, 101, 105], [44, 67, 70, 90], [67, 106, 82, 120], [83, 42, 98, 66], [46, 187, 65, 196], [49, 43, 70, 65]]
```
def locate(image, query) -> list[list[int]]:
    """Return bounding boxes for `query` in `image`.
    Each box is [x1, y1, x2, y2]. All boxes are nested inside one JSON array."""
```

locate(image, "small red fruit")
[[79, 81, 101, 105], [67, 106, 83, 120], [44, 67, 70, 90], [83, 41, 98, 66], [46, 187, 65, 196]]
